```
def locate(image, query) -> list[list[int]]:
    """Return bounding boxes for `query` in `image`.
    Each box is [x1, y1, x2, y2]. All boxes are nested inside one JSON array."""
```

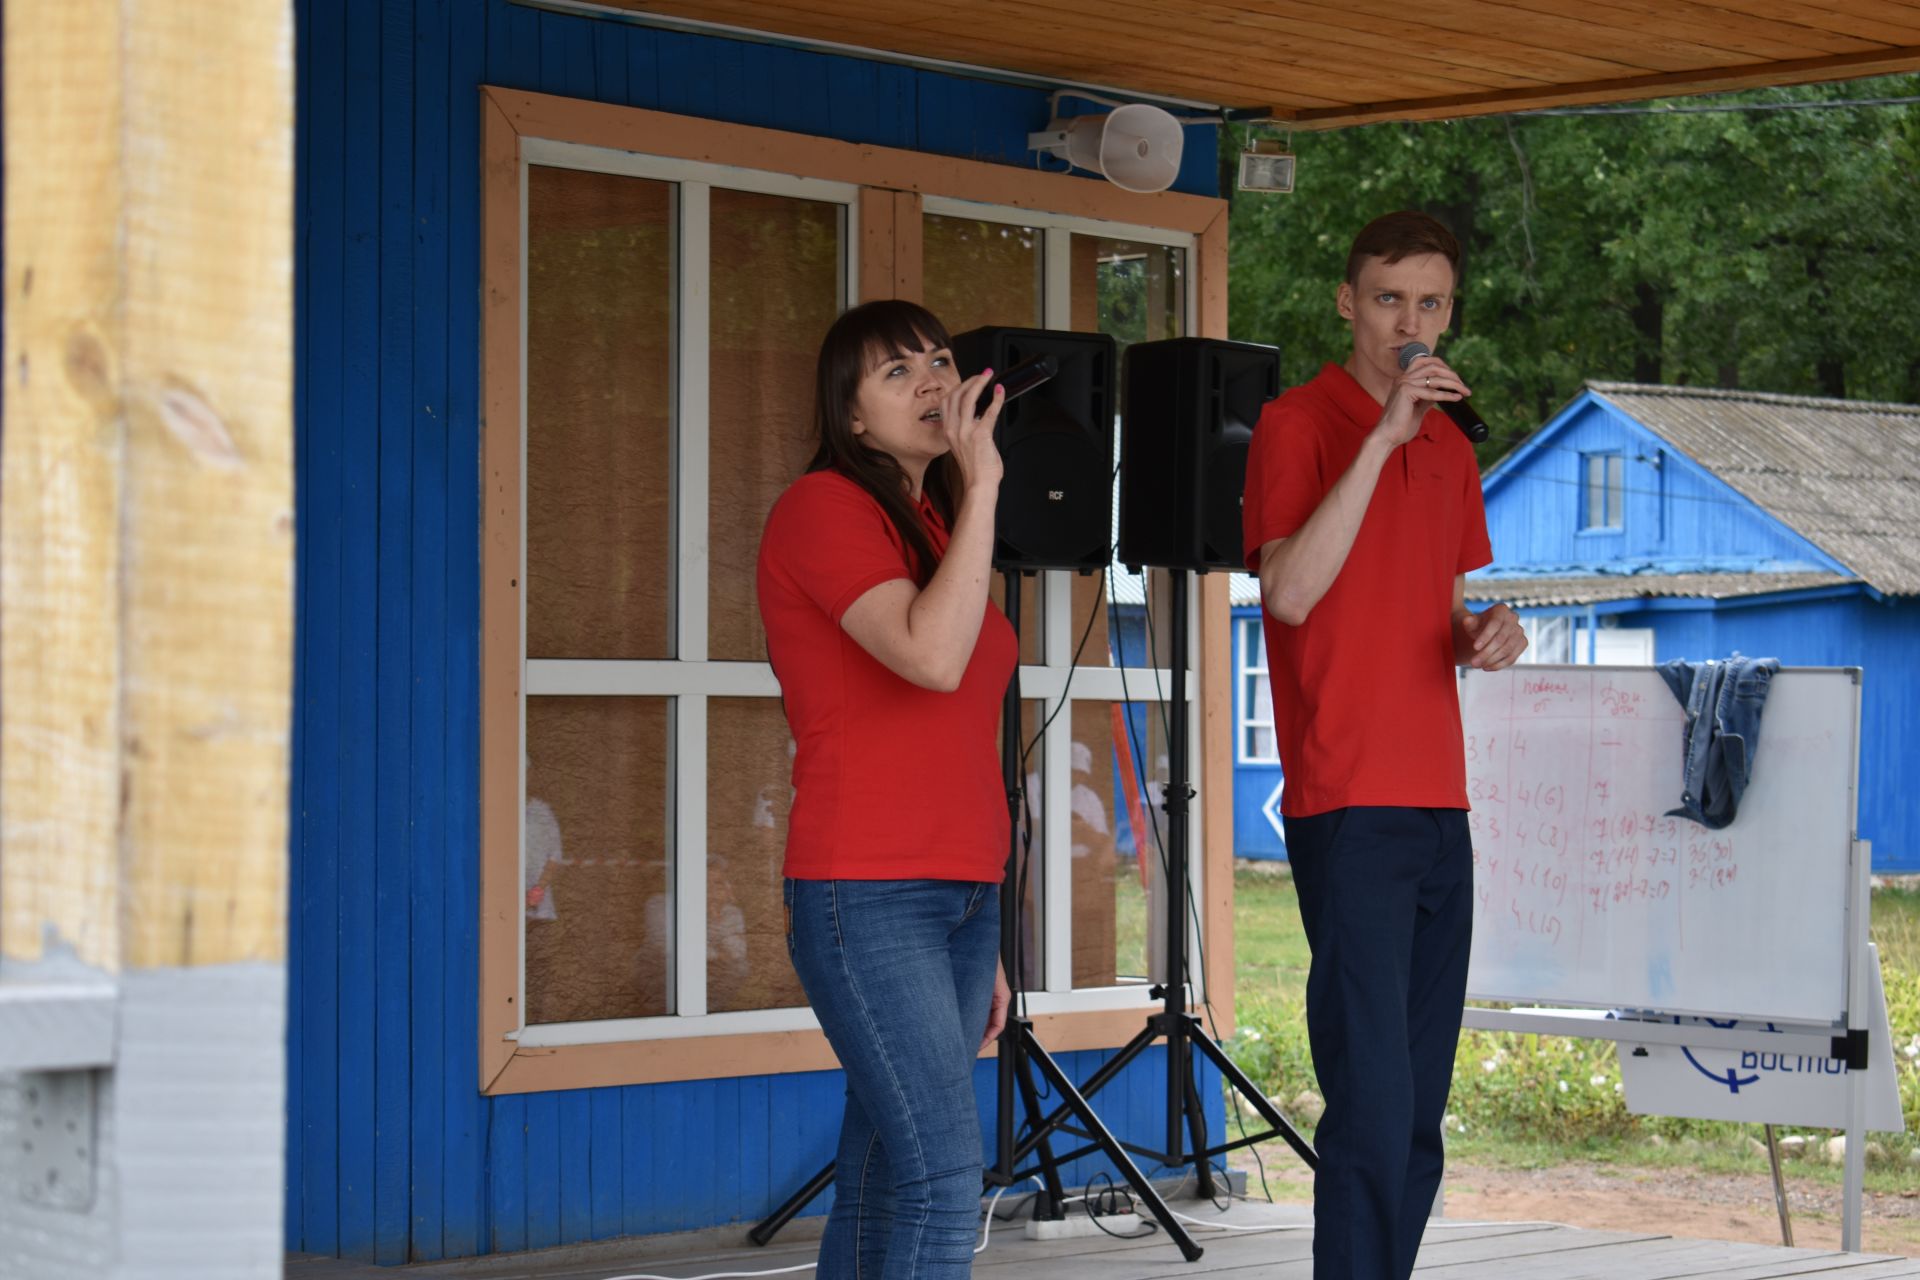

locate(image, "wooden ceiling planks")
[[566, 0, 1920, 124]]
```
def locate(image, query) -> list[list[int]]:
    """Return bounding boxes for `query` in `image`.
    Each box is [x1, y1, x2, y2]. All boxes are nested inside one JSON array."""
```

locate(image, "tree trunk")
[[1632, 283, 1664, 384]]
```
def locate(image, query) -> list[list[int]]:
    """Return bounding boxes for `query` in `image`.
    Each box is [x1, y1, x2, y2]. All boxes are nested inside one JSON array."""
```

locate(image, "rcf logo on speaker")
[[1048, 490, 1066, 501]]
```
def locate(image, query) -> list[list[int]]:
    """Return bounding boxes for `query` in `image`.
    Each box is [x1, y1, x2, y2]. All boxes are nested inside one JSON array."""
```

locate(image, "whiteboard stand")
[[1843, 838, 1871, 1252]]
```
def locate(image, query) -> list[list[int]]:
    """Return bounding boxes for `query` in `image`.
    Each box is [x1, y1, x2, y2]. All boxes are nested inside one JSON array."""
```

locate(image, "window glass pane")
[[926, 213, 1046, 663], [1071, 700, 1162, 989], [990, 574, 1043, 667], [923, 214, 1043, 335], [1071, 236, 1185, 360], [1519, 615, 1574, 664], [525, 696, 672, 1024], [1607, 454, 1624, 528], [707, 698, 804, 1012], [525, 165, 674, 660], [709, 189, 844, 661], [1072, 238, 1184, 668]]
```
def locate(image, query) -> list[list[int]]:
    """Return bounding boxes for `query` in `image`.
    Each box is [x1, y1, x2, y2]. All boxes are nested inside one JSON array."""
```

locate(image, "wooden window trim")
[[480, 86, 1234, 1094]]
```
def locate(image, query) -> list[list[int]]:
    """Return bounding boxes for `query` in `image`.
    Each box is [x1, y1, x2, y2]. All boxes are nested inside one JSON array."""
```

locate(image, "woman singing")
[[756, 299, 1015, 1277]]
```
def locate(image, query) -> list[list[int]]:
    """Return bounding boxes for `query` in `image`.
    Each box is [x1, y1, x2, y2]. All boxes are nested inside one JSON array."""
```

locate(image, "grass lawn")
[[1223, 863, 1920, 1191]]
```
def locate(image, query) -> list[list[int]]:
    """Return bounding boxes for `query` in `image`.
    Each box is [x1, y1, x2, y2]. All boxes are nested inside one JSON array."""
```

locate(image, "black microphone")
[[1397, 341, 1489, 443], [974, 353, 1058, 417]]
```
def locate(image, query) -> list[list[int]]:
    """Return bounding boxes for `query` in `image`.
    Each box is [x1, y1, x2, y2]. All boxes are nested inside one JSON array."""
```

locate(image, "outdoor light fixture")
[[1027, 102, 1186, 194], [1237, 132, 1296, 194]]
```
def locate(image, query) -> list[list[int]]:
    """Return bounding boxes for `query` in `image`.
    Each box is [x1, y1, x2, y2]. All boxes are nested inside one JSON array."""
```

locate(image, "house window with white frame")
[[496, 138, 1204, 1057], [1237, 617, 1278, 763], [1581, 451, 1624, 531]]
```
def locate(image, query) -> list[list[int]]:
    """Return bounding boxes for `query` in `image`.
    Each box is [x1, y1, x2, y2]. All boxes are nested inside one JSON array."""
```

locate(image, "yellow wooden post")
[[1, 1, 293, 1270]]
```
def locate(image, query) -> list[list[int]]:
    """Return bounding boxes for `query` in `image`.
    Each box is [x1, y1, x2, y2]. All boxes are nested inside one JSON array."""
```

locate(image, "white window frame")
[[514, 150, 1207, 1048], [1235, 617, 1278, 764], [1581, 450, 1624, 531]]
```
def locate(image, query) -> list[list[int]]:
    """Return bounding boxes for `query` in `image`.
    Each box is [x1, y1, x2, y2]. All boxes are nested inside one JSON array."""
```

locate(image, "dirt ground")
[[1242, 1158, 1920, 1257]]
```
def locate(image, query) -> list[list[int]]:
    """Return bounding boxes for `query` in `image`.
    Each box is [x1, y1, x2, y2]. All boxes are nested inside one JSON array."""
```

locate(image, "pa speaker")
[[950, 326, 1116, 572], [1119, 337, 1281, 572]]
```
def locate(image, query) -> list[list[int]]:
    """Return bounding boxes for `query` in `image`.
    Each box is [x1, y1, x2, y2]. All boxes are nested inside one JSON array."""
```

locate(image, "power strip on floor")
[[1024, 1211, 1144, 1241]]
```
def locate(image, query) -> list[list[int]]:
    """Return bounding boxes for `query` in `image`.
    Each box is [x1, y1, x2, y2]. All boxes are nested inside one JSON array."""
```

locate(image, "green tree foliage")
[[1225, 76, 1920, 463]]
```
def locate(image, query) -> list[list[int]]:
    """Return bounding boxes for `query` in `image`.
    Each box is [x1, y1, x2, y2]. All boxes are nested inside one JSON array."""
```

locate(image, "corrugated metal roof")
[[1586, 383, 1920, 596], [1107, 568, 1262, 609], [1466, 569, 1857, 608]]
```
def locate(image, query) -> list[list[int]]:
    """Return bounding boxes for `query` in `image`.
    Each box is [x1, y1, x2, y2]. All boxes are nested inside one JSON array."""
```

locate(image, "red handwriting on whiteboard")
[[1598, 683, 1647, 718]]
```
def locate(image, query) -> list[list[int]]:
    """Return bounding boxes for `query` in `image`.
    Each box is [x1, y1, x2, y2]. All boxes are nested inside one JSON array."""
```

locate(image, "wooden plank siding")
[[567, 0, 1920, 125], [290, 0, 1229, 1261]]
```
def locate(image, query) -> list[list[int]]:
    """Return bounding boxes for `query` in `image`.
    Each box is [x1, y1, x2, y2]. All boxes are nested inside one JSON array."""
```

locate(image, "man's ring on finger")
[[1424, 375, 1431, 387]]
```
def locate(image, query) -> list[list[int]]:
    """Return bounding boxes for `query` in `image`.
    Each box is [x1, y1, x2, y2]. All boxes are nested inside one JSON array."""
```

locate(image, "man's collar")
[[1319, 361, 1444, 442]]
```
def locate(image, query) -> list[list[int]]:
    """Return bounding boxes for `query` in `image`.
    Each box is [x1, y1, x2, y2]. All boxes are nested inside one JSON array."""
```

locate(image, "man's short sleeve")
[[1242, 397, 1326, 574], [764, 474, 915, 622], [1457, 462, 1494, 574]]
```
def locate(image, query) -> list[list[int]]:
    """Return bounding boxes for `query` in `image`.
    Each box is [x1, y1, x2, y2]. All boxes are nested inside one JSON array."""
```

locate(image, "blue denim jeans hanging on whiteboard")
[[1658, 656, 1780, 830]]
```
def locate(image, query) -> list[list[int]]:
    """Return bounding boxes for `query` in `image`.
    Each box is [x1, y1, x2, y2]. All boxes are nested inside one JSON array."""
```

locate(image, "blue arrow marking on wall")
[[1261, 778, 1286, 840]]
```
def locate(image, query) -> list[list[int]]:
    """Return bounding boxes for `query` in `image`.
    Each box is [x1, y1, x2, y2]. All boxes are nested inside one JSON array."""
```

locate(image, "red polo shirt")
[[1241, 363, 1492, 818], [757, 469, 1014, 882]]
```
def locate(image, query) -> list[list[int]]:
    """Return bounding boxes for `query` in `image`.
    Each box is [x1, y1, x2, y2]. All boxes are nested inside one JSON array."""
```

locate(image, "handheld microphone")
[[975, 353, 1059, 417], [1397, 341, 1489, 443]]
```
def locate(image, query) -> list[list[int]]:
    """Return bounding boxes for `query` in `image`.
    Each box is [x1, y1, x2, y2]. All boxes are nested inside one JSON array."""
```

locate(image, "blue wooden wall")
[[1609, 592, 1920, 872], [1482, 396, 1850, 574], [290, 0, 1225, 1262], [1479, 392, 1916, 872]]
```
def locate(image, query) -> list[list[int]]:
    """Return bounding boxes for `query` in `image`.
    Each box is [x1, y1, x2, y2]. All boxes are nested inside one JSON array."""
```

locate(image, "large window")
[[514, 143, 852, 1046], [1582, 451, 1624, 531], [480, 90, 1232, 1090]]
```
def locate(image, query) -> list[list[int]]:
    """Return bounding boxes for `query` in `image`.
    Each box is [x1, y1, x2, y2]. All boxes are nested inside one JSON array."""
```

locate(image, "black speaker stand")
[[750, 571, 1204, 1261], [1010, 568, 1317, 1208], [980, 569, 1200, 1260]]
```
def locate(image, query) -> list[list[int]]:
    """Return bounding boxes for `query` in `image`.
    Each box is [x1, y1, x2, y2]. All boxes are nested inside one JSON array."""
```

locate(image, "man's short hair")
[[1345, 211, 1461, 287]]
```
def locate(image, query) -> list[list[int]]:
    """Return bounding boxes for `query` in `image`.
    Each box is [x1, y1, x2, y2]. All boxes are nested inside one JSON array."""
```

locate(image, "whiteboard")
[[1461, 665, 1860, 1025]]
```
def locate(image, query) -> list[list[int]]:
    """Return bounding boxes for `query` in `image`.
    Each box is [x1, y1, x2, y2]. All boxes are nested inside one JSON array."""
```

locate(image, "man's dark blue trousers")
[[1282, 806, 1474, 1280]]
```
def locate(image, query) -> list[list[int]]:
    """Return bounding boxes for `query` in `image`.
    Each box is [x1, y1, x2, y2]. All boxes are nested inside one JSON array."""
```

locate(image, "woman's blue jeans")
[[785, 877, 1000, 1279]]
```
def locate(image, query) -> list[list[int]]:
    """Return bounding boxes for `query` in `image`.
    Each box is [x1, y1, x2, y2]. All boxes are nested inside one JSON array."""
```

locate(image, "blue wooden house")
[[1466, 383, 1920, 873]]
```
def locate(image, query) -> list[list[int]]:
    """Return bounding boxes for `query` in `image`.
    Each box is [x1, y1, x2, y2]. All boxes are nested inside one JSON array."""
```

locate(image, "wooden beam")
[[1196, 205, 1236, 1035], [1, 0, 294, 971], [1285, 45, 1920, 127], [479, 92, 525, 1091], [485, 88, 1225, 233]]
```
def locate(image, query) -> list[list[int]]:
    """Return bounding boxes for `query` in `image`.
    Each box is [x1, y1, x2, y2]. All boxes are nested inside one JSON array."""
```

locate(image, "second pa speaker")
[[1118, 337, 1281, 571], [950, 326, 1116, 572]]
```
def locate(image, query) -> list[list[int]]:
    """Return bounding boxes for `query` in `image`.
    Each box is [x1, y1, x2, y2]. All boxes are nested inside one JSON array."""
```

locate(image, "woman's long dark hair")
[[806, 300, 959, 588]]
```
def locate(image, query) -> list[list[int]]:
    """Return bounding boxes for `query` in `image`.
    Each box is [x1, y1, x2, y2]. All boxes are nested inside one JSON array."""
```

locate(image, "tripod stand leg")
[[1021, 1033, 1205, 1261], [1189, 1021, 1319, 1169], [1012, 1024, 1071, 1219], [1183, 1070, 1216, 1201], [748, 1160, 835, 1246]]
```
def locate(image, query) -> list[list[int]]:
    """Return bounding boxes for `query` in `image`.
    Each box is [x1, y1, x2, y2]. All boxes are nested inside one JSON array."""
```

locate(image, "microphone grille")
[[1397, 341, 1431, 371]]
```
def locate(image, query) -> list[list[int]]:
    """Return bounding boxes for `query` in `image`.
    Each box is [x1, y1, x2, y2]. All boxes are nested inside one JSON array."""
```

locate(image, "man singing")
[[1242, 210, 1526, 1280]]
